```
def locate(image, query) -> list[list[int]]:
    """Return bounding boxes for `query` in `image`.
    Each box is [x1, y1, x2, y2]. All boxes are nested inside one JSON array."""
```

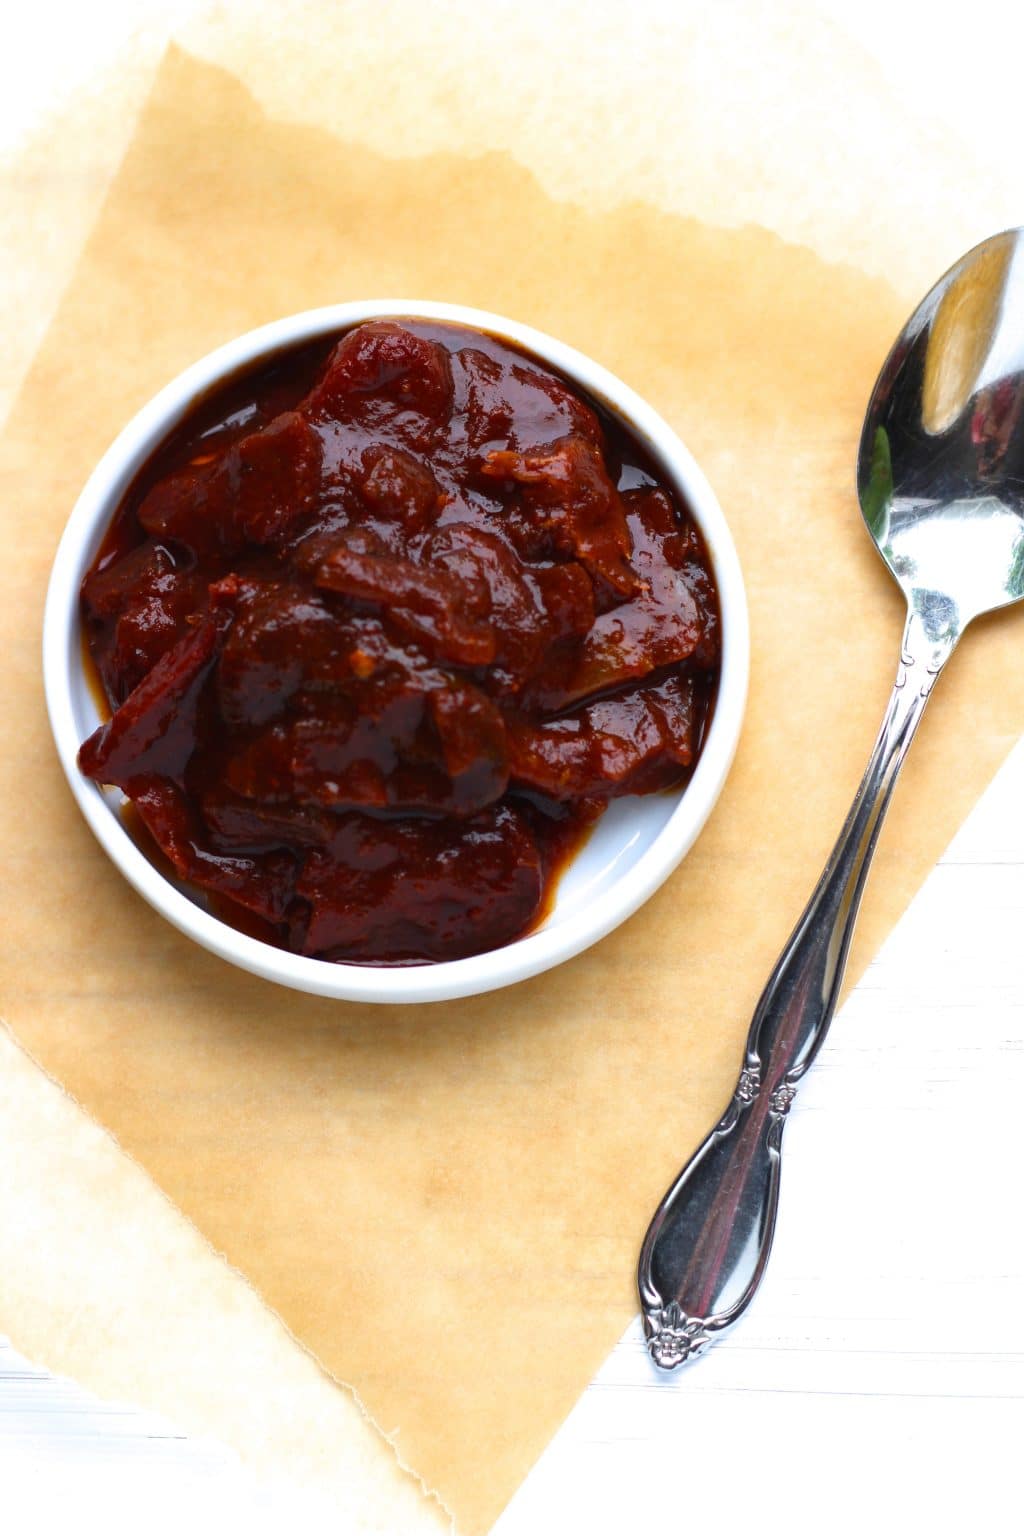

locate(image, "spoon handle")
[[638, 608, 955, 1368]]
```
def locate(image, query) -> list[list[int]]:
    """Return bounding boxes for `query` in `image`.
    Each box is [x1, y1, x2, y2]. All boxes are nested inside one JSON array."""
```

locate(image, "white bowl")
[[43, 301, 748, 1004]]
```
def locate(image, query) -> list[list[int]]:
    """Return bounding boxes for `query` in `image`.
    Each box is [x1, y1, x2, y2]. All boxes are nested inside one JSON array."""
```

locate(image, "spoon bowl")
[[859, 227, 1024, 638]]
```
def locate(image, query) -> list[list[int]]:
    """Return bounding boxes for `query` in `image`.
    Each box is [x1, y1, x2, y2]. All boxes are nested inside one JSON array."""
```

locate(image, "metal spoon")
[[638, 227, 1024, 1369]]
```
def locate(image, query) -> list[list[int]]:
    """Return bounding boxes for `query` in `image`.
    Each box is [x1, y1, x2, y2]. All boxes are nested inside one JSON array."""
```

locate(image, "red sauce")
[[78, 320, 720, 964]]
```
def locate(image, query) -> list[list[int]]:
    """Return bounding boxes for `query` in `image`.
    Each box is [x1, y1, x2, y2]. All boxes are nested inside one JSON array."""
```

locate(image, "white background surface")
[[4, 4, 1024, 1533]]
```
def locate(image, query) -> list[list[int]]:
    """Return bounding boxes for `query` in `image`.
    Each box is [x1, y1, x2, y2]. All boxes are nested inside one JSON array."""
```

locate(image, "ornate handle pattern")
[[638, 608, 955, 1368]]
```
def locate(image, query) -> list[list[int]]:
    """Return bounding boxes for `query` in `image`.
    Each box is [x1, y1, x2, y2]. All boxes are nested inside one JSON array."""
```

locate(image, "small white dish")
[[43, 300, 749, 1004]]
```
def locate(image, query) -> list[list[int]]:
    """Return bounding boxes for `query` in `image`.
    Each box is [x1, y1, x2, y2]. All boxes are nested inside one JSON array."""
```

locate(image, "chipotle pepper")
[[79, 321, 720, 963]]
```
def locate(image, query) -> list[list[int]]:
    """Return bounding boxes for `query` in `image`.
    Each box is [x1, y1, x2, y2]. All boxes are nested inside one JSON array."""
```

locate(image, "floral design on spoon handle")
[[638, 610, 953, 1368]]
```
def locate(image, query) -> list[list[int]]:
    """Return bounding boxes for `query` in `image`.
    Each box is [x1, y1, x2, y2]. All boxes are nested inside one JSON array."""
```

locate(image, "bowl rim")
[[43, 299, 749, 1004]]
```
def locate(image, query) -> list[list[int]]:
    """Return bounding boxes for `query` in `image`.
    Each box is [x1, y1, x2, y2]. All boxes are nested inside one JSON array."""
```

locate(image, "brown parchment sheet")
[[3, 41, 1024, 1536], [0, 1025, 447, 1533]]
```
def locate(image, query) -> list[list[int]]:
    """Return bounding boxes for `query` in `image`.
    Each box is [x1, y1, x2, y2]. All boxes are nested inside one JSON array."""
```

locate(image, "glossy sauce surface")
[[78, 321, 720, 963]]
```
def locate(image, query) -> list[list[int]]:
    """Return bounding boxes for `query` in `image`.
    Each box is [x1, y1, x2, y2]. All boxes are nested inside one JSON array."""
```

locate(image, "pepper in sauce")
[[78, 321, 720, 964]]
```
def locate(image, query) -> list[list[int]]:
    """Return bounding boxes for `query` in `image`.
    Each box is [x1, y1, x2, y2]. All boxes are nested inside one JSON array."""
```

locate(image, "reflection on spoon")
[[922, 237, 1011, 434]]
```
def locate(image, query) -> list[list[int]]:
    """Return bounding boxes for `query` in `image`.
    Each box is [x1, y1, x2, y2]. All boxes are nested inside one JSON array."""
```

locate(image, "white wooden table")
[[4, 5, 1024, 1532]]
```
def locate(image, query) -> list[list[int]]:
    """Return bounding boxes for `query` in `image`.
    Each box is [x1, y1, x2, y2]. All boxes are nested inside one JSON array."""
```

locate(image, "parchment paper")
[[4, 37, 1024, 1536], [0, 1025, 447, 1533]]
